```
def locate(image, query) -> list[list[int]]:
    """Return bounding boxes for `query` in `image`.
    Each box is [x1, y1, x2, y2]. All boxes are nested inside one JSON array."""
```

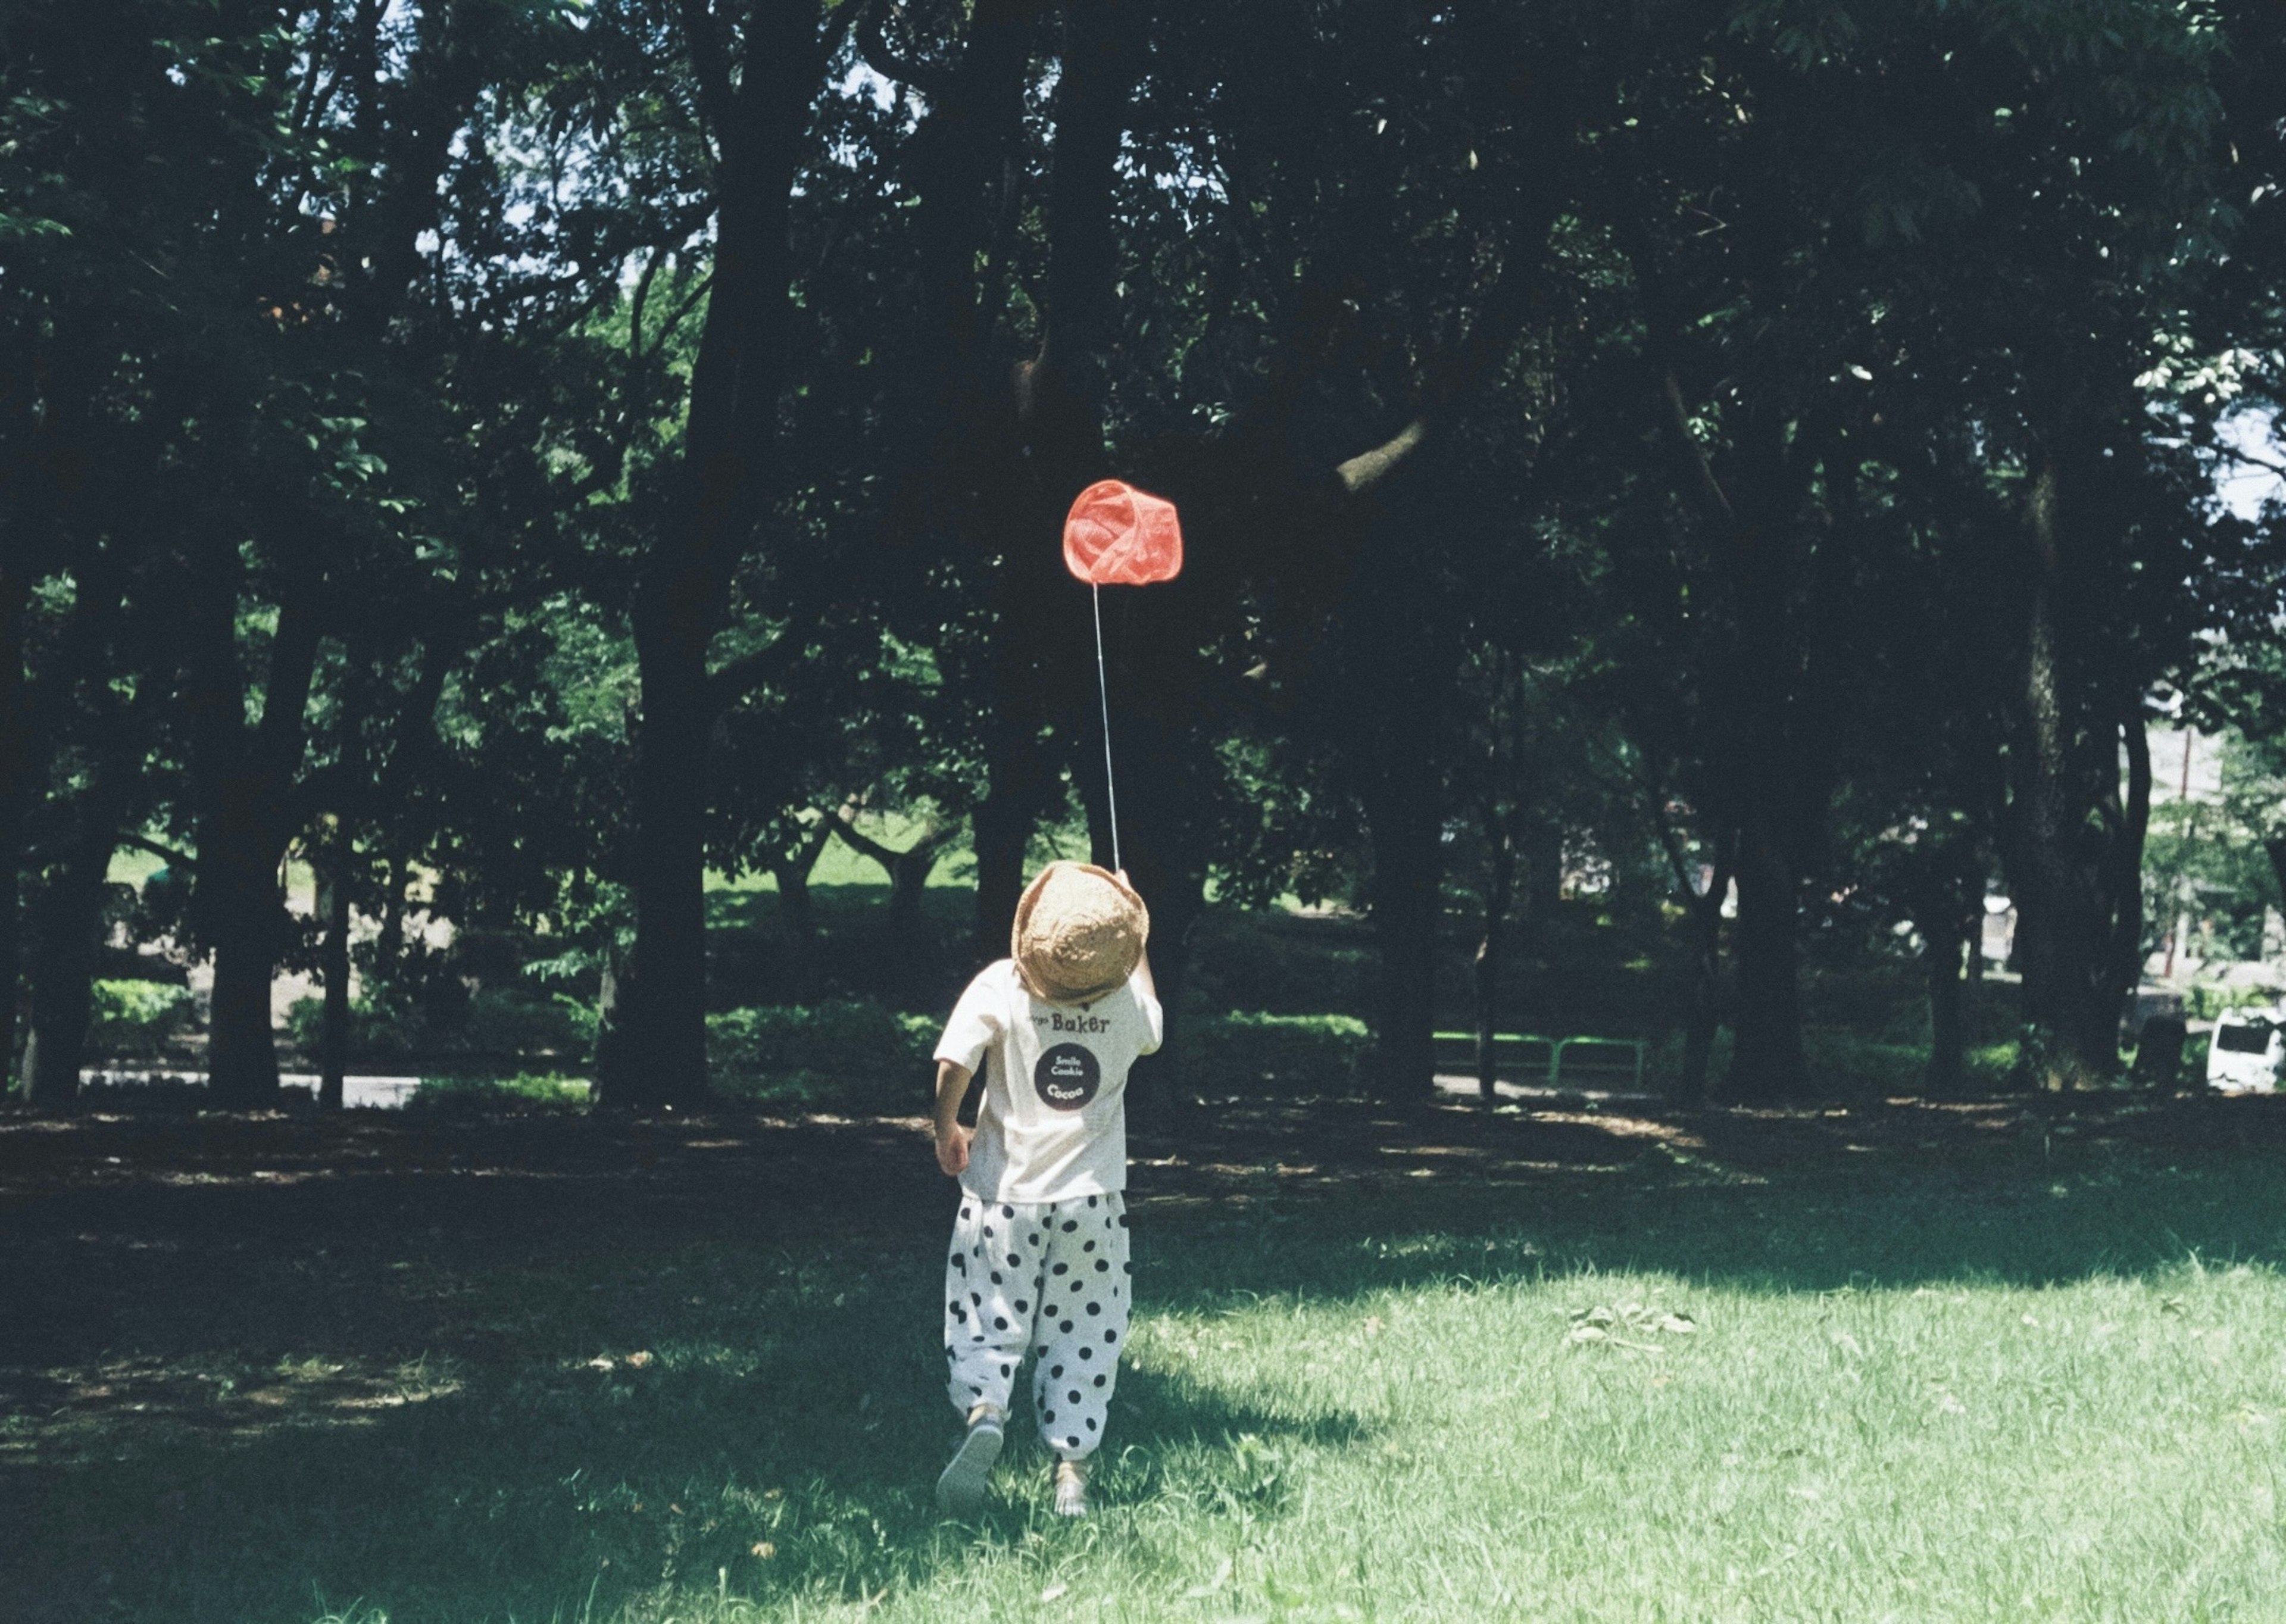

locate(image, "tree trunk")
[[973, 733, 1051, 966], [376, 852, 406, 971], [2007, 457, 2128, 1089], [20, 832, 112, 1109], [192, 589, 323, 1110], [317, 826, 352, 1111], [888, 844, 936, 930], [1678, 913, 1723, 1108], [592, 956, 629, 1082], [1925, 911, 1966, 1097], [1473, 823, 1516, 1103], [596, 2, 813, 1111], [772, 814, 835, 940], [1726, 811, 1807, 1101], [772, 857, 815, 939], [1675, 842, 1732, 1110], [205, 883, 286, 1107], [1077, 694, 1208, 1120], [865, 0, 1039, 979], [2106, 712, 2152, 1017], [12, 539, 154, 1107], [1965, 893, 1987, 990], [611, 633, 713, 1108], [1364, 754, 1442, 1107], [0, 564, 27, 1097], [967, 1, 1139, 965]]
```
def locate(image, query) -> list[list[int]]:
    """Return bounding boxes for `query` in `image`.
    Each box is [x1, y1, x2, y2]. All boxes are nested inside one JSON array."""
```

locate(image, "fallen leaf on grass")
[[1184, 1558, 1235, 1598], [1567, 1322, 1660, 1351], [1569, 1303, 1700, 1347]]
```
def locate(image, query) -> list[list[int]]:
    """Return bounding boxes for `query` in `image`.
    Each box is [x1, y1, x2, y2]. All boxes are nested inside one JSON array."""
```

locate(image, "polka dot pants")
[[943, 1192, 1131, 1461]]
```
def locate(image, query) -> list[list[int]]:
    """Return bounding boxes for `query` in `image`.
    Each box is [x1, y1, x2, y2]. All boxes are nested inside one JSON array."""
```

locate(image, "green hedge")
[[404, 1073, 592, 1114], [283, 987, 587, 1067], [707, 1000, 939, 1111], [701, 1004, 1375, 1108], [89, 979, 195, 1059], [1175, 1012, 1372, 1100]]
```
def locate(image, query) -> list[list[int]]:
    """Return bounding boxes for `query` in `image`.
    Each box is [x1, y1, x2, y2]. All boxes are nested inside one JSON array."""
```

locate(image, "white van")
[[2206, 1012, 2284, 1094]]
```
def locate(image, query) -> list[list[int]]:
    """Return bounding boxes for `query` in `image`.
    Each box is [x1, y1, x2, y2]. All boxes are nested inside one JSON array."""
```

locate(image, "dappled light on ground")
[[7, 1097, 2286, 1620]]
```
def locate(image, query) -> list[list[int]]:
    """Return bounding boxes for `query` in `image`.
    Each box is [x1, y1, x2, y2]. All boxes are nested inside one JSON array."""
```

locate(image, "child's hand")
[[935, 1123, 972, 1178]]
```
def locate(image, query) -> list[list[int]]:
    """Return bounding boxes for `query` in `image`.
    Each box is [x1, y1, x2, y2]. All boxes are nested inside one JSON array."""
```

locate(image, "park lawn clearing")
[[4, 1101, 2286, 1621]]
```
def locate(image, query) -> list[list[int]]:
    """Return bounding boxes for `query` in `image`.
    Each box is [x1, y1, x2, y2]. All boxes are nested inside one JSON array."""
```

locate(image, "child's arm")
[[933, 1059, 973, 1177], [1117, 870, 1158, 1008]]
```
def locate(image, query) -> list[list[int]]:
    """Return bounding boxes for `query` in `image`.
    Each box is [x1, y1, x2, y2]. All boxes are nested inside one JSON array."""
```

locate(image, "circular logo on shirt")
[[1033, 1043, 1101, 1111]]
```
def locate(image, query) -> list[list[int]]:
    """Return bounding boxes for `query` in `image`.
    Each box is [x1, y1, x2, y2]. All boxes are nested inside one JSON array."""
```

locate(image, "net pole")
[[1092, 582, 1122, 873]]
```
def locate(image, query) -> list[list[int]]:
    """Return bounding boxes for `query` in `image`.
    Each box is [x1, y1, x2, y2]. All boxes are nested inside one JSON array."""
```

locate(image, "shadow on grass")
[[8, 1097, 2286, 1619], [0, 1254, 1366, 1624], [1134, 1104, 2286, 1304]]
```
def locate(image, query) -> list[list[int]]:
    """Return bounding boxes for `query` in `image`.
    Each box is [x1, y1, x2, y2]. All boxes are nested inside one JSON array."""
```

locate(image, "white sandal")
[[935, 1407, 1005, 1517], [1053, 1459, 1089, 1517]]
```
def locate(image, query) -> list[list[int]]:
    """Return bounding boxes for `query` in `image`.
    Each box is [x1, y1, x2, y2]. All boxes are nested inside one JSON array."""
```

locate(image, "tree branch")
[[1661, 369, 1735, 524], [2220, 442, 2286, 479], [1325, 166, 1563, 497], [816, 0, 872, 76], [855, 0, 951, 96], [1335, 417, 1430, 495], [675, 0, 738, 158], [705, 610, 822, 714], [832, 799, 954, 873], [829, 799, 902, 868], [123, 834, 197, 872]]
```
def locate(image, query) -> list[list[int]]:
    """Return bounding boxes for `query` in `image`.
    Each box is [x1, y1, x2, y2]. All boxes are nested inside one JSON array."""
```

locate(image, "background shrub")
[[88, 979, 196, 1060], [707, 1001, 938, 1112], [1174, 1012, 1372, 1100], [403, 1073, 592, 1114]]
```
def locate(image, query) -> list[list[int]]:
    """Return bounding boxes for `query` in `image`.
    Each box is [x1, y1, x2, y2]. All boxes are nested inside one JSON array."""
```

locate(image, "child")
[[929, 861, 1161, 1519]]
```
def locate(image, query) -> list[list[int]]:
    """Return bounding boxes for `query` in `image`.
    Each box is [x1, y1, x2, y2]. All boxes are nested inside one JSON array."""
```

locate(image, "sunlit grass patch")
[[13, 1128, 2286, 1622]]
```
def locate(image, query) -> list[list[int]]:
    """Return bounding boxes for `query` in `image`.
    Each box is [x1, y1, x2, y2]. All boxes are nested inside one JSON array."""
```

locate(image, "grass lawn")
[[6, 1097, 2286, 1622]]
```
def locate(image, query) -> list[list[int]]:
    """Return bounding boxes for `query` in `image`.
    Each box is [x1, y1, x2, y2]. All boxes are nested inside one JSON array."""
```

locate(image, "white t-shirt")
[[933, 958, 1163, 1204]]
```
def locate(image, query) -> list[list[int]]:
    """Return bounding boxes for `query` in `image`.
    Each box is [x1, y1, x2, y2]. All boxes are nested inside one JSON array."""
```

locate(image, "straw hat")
[[1011, 861, 1150, 1004]]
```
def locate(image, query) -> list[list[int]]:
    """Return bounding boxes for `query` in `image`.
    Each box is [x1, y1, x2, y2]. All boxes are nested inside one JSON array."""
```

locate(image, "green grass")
[[404, 1073, 594, 1112], [701, 810, 1092, 895], [11, 1105, 2286, 1622]]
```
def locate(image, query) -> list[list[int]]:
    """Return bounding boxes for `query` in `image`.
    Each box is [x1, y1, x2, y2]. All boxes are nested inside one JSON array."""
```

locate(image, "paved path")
[[80, 1069, 1649, 1111], [81, 1070, 425, 1109], [1432, 1072, 1661, 1106]]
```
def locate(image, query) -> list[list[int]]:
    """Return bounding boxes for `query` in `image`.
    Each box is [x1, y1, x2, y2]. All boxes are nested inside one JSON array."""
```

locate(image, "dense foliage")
[[2, 0, 2281, 1109]]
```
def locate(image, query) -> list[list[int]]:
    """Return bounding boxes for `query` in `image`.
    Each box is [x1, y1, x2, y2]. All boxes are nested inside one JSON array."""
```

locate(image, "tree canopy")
[[2, 0, 2281, 1109]]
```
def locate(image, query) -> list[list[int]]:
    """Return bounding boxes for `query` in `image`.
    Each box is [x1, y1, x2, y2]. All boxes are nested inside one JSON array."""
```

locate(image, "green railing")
[[1432, 1031, 1647, 1093]]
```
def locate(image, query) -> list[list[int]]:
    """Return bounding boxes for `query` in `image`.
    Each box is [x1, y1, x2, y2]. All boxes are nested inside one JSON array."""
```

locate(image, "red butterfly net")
[[1062, 480, 1183, 586]]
